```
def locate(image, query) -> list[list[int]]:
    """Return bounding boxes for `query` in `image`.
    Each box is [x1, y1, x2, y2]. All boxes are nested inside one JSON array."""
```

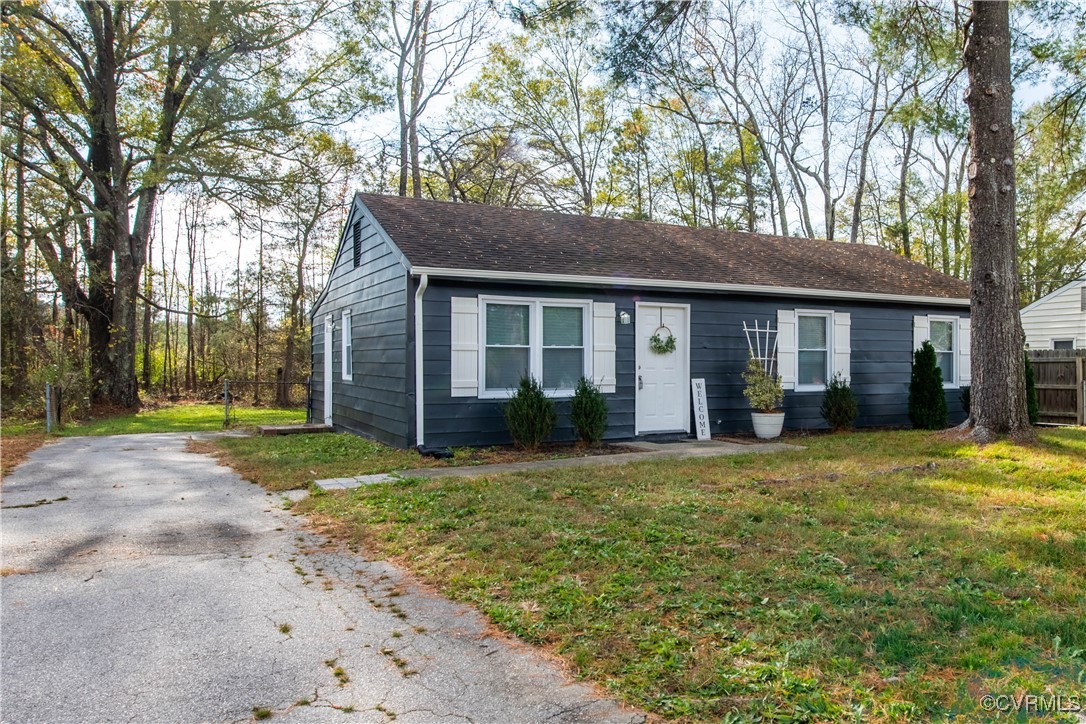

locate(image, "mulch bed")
[[430, 442, 645, 467]]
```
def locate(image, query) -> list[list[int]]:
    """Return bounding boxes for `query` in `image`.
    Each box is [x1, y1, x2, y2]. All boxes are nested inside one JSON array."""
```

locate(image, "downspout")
[[414, 274, 428, 448]]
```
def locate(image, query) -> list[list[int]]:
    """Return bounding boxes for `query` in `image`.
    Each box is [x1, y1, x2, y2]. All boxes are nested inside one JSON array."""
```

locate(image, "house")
[[1020, 279, 1086, 350], [310, 193, 972, 448]]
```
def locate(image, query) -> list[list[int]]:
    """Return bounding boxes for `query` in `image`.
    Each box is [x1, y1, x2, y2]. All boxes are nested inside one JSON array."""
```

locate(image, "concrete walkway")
[[317, 438, 801, 490], [1, 433, 643, 723]]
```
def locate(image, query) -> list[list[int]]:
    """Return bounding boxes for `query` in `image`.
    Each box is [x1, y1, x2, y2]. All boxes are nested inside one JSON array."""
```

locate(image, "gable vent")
[[352, 220, 362, 268]]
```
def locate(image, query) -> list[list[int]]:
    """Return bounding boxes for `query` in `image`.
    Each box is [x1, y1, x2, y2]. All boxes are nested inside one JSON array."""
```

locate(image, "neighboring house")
[[310, 194, 972, 448], [1020, 279, 1086, 350]]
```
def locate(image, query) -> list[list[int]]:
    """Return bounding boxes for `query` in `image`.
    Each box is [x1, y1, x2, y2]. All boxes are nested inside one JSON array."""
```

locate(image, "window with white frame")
[[796, 312, 831, 389], [929, 317, 956, 384], [341, 309, 352, 381], [1053, 339, 1075, 350], [481, 298, 588, 396]]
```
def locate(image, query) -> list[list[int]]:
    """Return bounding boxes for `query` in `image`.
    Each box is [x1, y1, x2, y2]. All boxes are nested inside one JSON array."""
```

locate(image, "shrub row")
[[503, 375, 608, 450]]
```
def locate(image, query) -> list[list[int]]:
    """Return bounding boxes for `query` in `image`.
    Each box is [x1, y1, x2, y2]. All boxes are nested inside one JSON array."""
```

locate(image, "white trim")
[[414, 274, 428, 447], [341, 309, 353, 381], [1052, 338, 1077, 350], [794, 310, 833, 392], [323, 315, 333, 425], [477, 295, 593, 399], [411, 266, 970, 307], [927, 315, 960, 390], [634, 302, 691, 436]]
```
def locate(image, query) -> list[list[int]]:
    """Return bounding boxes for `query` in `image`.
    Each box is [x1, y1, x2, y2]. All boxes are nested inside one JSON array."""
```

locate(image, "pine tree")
[[909, 341, 948, 429]]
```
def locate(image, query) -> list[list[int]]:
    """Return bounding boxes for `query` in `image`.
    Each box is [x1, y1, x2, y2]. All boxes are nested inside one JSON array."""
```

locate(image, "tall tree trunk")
[[962, 0, 1034, 441], [408, 0, 431, 199], [897, 123, 916, 258], [849, 70, 881, 244], [142, 233, 153, 390]]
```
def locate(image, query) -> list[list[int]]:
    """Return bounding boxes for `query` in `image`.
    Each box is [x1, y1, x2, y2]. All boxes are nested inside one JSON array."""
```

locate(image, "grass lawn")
[[57, 403, 304, 436], [1, 404, 305, 476], [203, 434, 637, 492], [289, 429, 1086, 721]]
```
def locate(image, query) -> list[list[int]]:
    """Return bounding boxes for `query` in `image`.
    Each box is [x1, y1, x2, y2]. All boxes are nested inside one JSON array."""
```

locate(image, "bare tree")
[[367, 0, 491, 197]]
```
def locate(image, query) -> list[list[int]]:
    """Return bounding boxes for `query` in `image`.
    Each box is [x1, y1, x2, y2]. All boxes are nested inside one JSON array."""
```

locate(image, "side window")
[[797, 313, 830, 389], [1053, 339, 1075, 350], [913, 314, 969, 388], [342, 310, 353, 381], [929, 318, 956, 384]]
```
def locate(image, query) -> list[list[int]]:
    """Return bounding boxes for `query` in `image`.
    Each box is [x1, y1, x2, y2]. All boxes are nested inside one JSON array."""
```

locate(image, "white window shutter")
[[592, 302, 617, 393], [913, 315, 929, 351], [958, 317, 971, 385], [832, 312, 851, 383], [777, 309, 796, 390], [450, 297, 479, 397]]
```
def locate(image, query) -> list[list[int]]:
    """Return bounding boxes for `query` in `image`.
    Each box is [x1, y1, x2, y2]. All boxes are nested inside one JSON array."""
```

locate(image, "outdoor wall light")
[[617, 311, 631, 325]]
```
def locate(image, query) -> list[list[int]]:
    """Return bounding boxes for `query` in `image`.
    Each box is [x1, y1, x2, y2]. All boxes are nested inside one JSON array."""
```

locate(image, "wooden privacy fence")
[[1027, 350, 1085, 426]]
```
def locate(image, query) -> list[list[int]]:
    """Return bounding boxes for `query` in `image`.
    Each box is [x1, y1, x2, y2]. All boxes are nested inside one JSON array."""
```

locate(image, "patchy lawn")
[[202, 433, 642, 492], [295, 429, 1086, 721], [58, 403, 303, 436]]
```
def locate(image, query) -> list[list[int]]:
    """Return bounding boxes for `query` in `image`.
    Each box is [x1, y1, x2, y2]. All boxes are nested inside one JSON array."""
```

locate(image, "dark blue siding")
[[421, 280, 968, 447], [310, 201, 410, 447]]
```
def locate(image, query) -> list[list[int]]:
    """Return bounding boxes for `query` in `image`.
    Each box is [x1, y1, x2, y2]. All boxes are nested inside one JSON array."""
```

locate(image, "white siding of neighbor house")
[[1021, 280, 1086, 350]]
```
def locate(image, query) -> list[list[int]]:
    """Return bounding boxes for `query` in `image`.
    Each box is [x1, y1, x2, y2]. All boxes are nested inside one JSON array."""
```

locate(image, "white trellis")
[[742, 320, 779, 376]]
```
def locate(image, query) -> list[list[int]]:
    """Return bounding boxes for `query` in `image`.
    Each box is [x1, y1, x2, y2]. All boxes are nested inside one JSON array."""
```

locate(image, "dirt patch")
[[1, 433, 50, 480]]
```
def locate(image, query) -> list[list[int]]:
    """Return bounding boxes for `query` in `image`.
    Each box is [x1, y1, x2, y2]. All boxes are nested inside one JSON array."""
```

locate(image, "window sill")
[[478, 390, 575, 400]]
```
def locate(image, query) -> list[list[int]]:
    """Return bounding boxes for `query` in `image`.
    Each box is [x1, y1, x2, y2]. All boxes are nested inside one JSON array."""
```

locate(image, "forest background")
[[2, 0, 1084, 416]]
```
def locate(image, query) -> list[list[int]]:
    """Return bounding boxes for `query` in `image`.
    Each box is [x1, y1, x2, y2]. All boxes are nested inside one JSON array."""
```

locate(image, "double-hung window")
[[481, 298, 589, 396], [797, 312, 831, 389], [929, 317, 956, 384]]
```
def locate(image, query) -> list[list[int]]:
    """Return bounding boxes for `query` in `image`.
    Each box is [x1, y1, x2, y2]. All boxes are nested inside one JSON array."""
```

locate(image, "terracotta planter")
[[751, 412, 785, 439]]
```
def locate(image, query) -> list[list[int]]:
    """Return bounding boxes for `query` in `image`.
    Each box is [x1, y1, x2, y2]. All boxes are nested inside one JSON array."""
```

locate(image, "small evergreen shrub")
[[742, 355, 784, 413], [1024, 353, 1039, 425], [819, 374, 858, 431], [908, 341, 947, 429], [502, 375, 556, 451], [570, 377, 608, 445]]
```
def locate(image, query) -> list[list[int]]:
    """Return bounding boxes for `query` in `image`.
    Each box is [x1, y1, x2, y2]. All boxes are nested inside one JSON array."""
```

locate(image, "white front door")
[[323, 315, 333, 425], [636, 303, 690, 434]]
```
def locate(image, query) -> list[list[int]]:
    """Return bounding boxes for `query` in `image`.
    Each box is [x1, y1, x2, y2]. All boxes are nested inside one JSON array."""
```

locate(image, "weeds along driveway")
[[0, 433, 643, 724]]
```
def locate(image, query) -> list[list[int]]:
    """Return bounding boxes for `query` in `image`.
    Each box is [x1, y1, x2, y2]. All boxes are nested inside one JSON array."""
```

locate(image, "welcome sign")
[[691, 378, 710, 441]]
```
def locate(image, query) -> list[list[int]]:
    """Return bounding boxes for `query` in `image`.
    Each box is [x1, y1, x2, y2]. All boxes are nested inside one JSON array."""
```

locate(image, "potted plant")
[[742, 355, 785, 439]]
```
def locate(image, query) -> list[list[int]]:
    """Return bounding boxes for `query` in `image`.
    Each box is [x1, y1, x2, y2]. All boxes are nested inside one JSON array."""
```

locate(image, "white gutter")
[[413, 273, 428, 448], [410, 266, 970, 307]]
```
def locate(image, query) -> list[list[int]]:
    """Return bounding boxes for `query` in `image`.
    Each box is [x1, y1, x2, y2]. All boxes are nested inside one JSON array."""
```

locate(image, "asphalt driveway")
[[1, 433, 642, 723]]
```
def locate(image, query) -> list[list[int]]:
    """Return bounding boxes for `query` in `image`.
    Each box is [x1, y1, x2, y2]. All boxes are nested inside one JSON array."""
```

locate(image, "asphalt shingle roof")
[[358, 193, 971, 300]]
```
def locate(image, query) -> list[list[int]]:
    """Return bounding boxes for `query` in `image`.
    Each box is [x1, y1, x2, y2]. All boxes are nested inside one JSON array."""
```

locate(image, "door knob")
[[638, 375, 643, 390]]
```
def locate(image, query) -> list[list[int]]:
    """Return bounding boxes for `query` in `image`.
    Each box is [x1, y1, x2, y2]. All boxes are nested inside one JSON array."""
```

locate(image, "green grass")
[[298, 429, 1086, 721], [56, 404, 304, 437], [207, 433, 433, 492]]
